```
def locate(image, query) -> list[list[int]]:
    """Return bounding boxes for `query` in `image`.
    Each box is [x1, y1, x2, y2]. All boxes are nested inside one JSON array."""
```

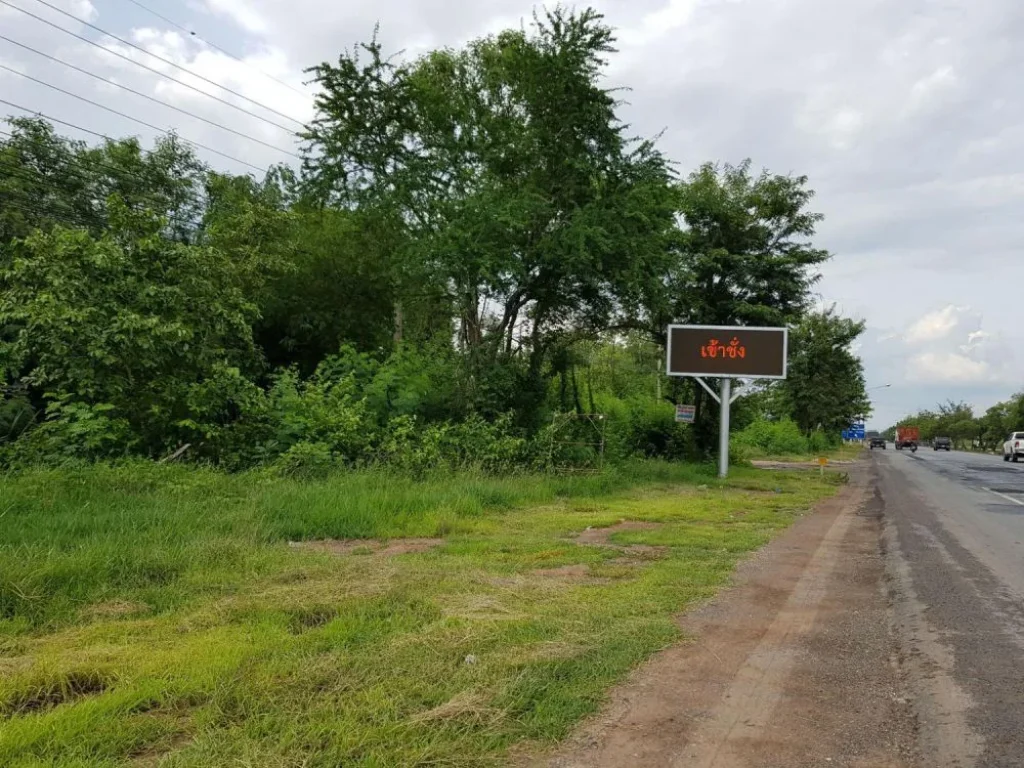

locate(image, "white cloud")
[[909, 65, 956, 107], [201, 0, 268, 35], [906, 352, 992, 384], [72, 0, 98, 22], [2, 0, 1024, 427], [904, 305, 970, 343], [961, 330, 990, 352], [619, 0, 699, 47]]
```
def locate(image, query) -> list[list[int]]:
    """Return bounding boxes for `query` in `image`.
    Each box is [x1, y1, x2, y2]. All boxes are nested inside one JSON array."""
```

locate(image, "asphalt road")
[[876, 446, 1024, 767]]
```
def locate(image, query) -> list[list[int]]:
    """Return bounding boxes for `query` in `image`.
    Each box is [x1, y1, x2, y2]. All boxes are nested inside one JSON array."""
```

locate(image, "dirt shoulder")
[[541, 463, 917, 768]]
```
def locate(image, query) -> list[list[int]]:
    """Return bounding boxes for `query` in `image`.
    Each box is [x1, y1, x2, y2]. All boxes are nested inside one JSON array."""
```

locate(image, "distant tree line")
[[0, 8, 869, 471], [885, 394, 1024, 451]]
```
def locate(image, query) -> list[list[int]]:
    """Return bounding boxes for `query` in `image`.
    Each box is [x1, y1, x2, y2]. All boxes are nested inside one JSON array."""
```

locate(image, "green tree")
[[0, 202, 259, 457], [648, 161, 831, 331], [1, 117, 207, 243], [301, 8, 677, 420], [933, 400, 974, 444], [642, 160, 832, 453], [782, 307, 870, 435]]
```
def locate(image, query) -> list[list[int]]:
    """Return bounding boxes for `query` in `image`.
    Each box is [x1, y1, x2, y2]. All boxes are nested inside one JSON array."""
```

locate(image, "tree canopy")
[[0, 7, 867, 468]]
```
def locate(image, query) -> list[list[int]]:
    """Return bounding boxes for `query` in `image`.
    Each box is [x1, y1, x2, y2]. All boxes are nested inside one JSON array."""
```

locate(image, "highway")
[[876, 446, 1024, 768]]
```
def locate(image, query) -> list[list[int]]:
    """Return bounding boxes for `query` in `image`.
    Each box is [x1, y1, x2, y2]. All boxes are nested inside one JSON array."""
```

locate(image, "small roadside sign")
[[675, 404, 696, 423], [818, 456, 828, 476]]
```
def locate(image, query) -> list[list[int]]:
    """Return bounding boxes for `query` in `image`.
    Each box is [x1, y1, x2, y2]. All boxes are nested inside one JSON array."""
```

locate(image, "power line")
[[22, 0, 306, 128], [2, 198, 200, 236], [1, 196, 98, 230], [0, 34, 301, 158], [0, 136, 177, 191], [120, 0, 308, 98], [2, 103, 224, 190], [0, 149, 201, 216], [0, 0, 299, 134], [0, 177, 201, 232], [0, 64, 271, 173], [1, 97, 117, 143], [1, 127, 209, 226]]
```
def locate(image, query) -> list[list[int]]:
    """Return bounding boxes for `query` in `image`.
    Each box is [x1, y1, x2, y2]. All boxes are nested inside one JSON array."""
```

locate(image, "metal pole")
[[719, 378, 731, 478]]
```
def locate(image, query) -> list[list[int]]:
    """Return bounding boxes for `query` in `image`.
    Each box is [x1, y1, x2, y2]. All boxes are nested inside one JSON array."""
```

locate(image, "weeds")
[[0, 460, 839, 765]]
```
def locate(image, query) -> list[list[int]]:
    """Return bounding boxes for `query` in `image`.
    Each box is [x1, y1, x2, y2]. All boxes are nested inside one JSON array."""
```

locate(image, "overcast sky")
[[2, 0, 1021, 428]]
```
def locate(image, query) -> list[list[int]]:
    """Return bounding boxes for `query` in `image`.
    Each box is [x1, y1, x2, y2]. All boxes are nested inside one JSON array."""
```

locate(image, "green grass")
[[0, 460, 842, 766], [744, 443, 865, 463]]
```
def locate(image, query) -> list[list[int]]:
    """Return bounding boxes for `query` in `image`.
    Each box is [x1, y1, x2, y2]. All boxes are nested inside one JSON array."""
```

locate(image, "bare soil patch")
[[528, 564, 616, 585], [540, 464, 916, 768], [288, 537, 443, 557], [574, 520, 661, 546], [571, 520, 669, 562]]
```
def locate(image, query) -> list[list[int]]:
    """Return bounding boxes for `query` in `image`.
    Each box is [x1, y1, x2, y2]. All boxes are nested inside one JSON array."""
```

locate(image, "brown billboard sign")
[[666, 325, 788, 379]]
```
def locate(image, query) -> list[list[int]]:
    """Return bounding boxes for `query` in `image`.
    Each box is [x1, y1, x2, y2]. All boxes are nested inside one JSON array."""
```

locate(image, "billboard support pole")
[[693, 376, 720, 404], [665, 324, 788, 481], [719, 378, 732, 479]]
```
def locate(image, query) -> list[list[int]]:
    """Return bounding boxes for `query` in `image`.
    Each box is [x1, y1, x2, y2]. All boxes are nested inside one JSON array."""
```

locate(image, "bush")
[[274, 441, 337, 479], [2, 400, 135, 465], [733, 418, 808, 457], [605, 396, 691, 460], [0, 212, 260, 458], [807, 428, 836, 454], [0, 395, 35, 443], [380, 414, 534, 474]]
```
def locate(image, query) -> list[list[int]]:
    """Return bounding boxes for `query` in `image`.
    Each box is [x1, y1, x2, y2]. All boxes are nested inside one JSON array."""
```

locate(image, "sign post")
[[718, 378, 732, 479], [665, 325, 789, 479]]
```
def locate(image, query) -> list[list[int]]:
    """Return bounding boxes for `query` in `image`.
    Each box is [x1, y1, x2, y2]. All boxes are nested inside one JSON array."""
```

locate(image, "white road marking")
[[985, 488, 1024, 507]]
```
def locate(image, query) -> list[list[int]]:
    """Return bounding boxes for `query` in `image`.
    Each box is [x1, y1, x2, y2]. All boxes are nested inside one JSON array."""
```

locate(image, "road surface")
[[877, 446, 1024, 767]]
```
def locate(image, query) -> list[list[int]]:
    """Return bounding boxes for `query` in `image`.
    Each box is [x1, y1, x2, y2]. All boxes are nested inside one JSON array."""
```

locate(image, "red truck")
[[895, 426, 919, 452]]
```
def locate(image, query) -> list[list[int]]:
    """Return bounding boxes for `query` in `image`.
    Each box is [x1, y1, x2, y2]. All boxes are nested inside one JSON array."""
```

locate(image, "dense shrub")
[[733, 418, 809, 457], [808, 428, 837, 454], [600, 396, 691, 461]]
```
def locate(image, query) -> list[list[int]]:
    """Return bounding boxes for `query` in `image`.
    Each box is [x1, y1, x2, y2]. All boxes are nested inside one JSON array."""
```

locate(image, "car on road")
[[1004, 432, 1024, 463], [869, 437, 886, 450], [933, 436, 952, 451]]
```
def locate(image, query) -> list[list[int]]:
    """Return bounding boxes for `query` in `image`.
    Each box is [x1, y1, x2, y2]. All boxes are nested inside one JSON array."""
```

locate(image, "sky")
[[1, 0, 1021, 428]]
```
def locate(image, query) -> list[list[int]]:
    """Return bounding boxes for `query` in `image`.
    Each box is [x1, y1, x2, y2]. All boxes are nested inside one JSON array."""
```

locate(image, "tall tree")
[[649, 160, 831, 332], [301, 8, 677, 404], [643, 160, 832, 452], [1, 117, 207, 243], [782, 307, 871, 435]]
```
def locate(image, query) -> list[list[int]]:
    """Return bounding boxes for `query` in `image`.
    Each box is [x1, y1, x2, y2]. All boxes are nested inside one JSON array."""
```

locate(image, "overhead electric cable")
[[0, 0, 300, 134], [0, 66, 271, 173], [120, 0, 309, 97], [0, 34, 300, 158]]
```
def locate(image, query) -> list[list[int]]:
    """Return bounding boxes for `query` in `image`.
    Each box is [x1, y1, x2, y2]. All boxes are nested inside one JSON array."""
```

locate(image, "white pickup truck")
[[1004, 432, 1024, 462]]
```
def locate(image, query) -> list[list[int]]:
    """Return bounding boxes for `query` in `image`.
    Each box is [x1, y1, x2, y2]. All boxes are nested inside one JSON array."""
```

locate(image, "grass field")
[[0, 461, 843, 767], [746, 443, 866, 464]]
